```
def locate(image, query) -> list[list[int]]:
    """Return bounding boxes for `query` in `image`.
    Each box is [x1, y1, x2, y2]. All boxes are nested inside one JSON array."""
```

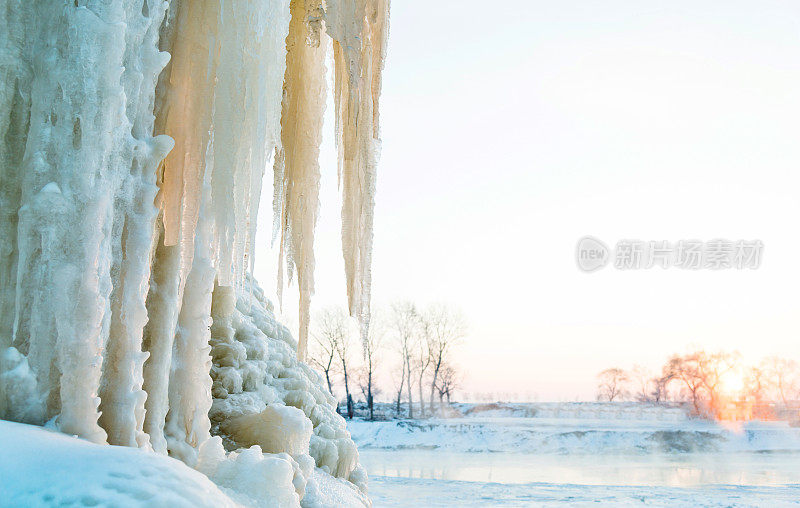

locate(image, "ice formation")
[[328, 0, 389, 347], [0, 0, 387, 505], [274, 0, 389, 355], [273, 0, 327, 362]]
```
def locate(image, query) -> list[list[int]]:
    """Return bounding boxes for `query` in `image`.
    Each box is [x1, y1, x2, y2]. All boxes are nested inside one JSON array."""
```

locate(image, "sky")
[[255, 0, 800, 400]]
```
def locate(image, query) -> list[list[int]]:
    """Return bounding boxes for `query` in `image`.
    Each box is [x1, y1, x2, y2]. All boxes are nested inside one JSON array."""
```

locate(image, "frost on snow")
[[0, 0, 387, 506]]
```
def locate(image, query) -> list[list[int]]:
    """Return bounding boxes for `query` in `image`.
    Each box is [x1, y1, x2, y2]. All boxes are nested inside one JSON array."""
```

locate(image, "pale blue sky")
[[256, 0, 800, 399]]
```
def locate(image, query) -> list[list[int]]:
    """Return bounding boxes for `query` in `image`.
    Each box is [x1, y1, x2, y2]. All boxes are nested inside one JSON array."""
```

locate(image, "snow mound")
[[0, 420, 236, 507], [0, 420, 370, 508], [196, 436, 308, 507], [301, 470, 372, 508]]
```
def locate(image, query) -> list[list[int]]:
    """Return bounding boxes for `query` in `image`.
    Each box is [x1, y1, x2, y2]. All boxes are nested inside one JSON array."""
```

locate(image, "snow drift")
[[0, 420, 236, 507], [0, 0, 388, 505], [0, 418, 369, 507]]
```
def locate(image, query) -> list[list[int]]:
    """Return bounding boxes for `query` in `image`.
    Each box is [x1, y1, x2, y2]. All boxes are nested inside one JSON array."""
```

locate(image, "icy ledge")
[[0, 280, 369, 508]]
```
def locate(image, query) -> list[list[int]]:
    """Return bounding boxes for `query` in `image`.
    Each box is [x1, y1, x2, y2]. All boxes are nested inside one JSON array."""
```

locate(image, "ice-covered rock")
[[209, 278, 368, 495]]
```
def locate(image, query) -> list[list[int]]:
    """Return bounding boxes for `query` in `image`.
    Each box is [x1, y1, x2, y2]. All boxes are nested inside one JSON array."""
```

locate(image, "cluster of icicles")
[[0, 0, 388, 455]]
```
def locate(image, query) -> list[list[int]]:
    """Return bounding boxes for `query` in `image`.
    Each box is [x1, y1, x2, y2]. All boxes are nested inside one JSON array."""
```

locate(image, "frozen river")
[[349, 405, 800, 506], [360, 450, 800, 506], [359, 449, 800, 487]]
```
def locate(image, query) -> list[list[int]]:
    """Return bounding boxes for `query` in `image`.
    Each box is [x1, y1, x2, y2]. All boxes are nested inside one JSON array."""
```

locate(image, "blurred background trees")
[[596, 350, 800, 420]]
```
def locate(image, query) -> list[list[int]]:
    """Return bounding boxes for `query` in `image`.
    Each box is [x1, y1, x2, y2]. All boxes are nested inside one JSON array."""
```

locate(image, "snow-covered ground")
[[0, 420, 368, 507], [349, 403, 800, 507], [0, 420, 235, 507]]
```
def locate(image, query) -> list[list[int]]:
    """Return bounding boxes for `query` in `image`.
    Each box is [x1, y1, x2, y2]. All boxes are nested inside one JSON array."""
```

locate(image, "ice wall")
[[0, 0, 173, 445], [0, 0, 387, 505]]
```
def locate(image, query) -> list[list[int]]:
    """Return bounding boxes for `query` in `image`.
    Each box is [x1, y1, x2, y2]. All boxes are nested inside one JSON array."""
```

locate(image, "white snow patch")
[[0, 420, 237, 507], [349, 403, 800, 455]]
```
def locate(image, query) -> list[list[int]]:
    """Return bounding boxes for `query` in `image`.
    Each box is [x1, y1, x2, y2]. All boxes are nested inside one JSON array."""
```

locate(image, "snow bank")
[[0, 419, 369, 508], [348, 410, 800, 455], [455, 402, 689, 421], [196, 437, 305, 507], [0, 420, 236, 507]]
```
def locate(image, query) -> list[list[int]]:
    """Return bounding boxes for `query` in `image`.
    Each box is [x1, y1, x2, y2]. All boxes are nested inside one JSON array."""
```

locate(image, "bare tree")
[[435, 363, 460, 405], [696, 351, 739, 418], [423, 304, 466, 416], [309, 309, 341, 396], [664, 354, 705, 415], [763, 356, 800, 404], [317, 307, 354, 419], [630, 365, 671, 403], [631, 364, 653, 402], [390, 301, 420, 417], [745, 365, 768, 402], [360, 310, 384, 420], [356, 367, 383, 412], [390, 360, 406, 415], [744, 364, 774, 419], [596, 368, 629, 402], [663, 350, 738, 418], [650, 375, 671, 403], [414, 337, 431, 417]]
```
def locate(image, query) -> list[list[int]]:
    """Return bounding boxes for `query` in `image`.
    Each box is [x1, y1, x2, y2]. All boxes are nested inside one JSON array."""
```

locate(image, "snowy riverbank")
[[348, 402, 800, 507], [349, 403, 800, 455]]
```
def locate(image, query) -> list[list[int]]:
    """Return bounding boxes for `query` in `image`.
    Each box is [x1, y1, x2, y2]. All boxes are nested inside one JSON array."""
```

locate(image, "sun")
[[719, 369, 745, 397]]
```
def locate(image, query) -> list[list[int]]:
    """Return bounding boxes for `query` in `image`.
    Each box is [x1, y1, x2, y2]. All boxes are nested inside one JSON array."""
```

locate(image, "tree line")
[[597, 350, 800, 420], [308, 302, 466, 420]]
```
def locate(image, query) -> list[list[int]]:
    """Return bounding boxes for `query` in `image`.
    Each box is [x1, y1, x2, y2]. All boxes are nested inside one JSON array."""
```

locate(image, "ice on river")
[[349, 403, 800, 507], [368, 476, 800, 507]]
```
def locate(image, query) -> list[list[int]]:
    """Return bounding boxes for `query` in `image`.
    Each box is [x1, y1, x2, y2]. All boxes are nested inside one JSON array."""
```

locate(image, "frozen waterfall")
[[0, 0, 388, 505]]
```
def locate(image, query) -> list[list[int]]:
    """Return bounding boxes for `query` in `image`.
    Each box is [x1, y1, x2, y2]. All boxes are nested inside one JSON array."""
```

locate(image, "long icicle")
[[327, 0, 390, 347], [275, 0, 327, 360]]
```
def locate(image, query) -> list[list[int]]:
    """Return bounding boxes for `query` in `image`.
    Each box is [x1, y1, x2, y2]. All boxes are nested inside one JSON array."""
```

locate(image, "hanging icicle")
[[0, 0, 390, 482], [326, 0, 390, 346], [274, 0, 327, 360], [272, 0, 390, 357]]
